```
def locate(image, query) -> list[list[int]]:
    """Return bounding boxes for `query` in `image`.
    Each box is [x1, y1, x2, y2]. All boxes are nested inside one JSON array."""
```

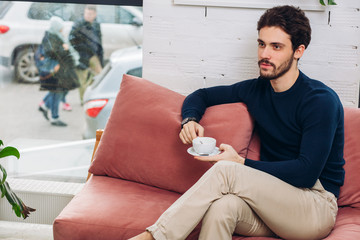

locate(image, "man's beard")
[[258, 54, 294, 80]]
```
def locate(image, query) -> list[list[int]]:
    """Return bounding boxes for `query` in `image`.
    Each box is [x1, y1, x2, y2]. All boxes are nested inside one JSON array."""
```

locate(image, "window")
[[96, 5, 117, 23], [96, 6, 137, 24], [28, 3, 139, 24], [118, 7, 134, 24], [28, 3, 75, 21], [0, 1, 143, 183]]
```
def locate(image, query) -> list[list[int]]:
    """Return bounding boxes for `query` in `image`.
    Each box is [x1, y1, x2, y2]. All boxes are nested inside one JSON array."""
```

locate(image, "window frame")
[[17, 0, 143, 7]]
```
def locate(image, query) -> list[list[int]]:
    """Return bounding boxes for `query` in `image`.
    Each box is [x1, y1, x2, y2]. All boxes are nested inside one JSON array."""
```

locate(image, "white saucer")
[[187, 147, 220, 157]]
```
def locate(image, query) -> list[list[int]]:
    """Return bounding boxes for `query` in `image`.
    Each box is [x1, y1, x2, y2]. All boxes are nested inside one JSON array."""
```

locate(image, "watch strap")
[[181, 117, 198, 128]]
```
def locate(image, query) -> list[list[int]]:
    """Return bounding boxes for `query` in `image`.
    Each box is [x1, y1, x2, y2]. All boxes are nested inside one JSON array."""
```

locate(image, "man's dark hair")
[[257, 5, 311, 51]]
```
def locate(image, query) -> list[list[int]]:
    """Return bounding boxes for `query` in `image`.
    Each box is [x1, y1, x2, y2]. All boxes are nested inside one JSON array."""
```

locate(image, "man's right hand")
[[179, 121, 204, 144]]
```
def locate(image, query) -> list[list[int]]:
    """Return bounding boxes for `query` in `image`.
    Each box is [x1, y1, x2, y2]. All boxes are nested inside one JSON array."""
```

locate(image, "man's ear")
[[294, 44, 305, 60]]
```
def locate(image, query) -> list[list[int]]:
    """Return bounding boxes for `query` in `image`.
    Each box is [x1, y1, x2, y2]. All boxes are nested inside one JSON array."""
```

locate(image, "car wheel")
[[14, 46, 39, 83]]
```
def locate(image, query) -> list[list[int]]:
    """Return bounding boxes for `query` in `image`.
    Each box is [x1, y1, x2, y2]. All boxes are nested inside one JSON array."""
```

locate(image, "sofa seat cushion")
[[54, 176, 186, 240], [324, 207, 360, 239], [53, 175, 249, 240], [89, 75, 255, 194]]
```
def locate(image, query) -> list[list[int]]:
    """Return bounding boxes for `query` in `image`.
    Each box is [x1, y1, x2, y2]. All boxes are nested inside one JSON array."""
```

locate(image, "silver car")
[[82, 46, 142, 139], [0, 1, 142, 83]]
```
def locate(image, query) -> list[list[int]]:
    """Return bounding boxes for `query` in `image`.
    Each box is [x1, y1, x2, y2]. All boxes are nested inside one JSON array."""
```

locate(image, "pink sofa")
[[53, 75, 360, 240]]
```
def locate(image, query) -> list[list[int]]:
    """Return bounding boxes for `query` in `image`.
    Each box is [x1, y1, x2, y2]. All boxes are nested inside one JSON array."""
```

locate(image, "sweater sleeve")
[[245, 93, 342, 188], [181, 81, 249, 121]]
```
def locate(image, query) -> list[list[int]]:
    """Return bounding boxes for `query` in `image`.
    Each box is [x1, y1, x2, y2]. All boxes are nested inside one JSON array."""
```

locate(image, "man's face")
[[84, 8, 97, 23], [257, 26, 295, 80]]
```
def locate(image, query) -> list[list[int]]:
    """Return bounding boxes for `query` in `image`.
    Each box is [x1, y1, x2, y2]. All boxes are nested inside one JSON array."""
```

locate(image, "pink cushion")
[[54, 176, 202, 240], [323, 207, 360, 239], [337, 107, 360, 207], [89, 74, 255, 194], [246, 131, 260, 161]]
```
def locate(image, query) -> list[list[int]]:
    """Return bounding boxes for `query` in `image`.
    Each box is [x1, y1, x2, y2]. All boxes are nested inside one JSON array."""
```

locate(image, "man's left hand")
[[195, 144, 245, 164]]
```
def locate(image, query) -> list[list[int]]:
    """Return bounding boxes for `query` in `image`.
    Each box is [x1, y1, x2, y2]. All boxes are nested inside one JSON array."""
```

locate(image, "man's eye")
[[258, 42, 265, 47], [274, 45, 281, 50]]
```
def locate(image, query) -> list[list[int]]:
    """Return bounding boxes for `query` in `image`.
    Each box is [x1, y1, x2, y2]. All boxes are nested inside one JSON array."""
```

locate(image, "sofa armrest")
[[86, 129, 104, 181]]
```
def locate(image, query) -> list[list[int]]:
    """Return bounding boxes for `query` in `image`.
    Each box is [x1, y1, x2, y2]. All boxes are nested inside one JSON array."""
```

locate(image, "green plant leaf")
[[0, 140, 35, 219], [319, 0, 326, 6], [13, 204, 22, 217], [0, 165, 7, 185], [0, 146, 20, 159], [0, 181, 36, 219], [0, 184, 5, 198], [328, 0, 337, 5]]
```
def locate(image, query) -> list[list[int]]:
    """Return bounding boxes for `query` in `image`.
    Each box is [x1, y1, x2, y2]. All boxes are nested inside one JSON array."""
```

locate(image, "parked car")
[[0, 1, 142, 83], [82, 46, 142, 139]]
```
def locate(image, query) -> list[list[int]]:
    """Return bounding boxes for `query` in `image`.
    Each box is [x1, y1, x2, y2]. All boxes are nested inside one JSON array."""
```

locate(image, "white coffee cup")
[[192, 137, 216, 155]]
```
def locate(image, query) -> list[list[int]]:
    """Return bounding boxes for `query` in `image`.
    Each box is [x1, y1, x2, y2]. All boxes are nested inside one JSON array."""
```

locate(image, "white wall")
[[142, 0, 360, 107]]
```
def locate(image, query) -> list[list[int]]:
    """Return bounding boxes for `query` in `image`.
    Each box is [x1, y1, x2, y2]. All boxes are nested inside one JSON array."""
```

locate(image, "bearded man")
[[130, 5, 345, 240]]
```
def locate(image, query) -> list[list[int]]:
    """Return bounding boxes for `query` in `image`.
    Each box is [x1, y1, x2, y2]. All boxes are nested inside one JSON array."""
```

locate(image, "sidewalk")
[[0, 68, 85, 143]]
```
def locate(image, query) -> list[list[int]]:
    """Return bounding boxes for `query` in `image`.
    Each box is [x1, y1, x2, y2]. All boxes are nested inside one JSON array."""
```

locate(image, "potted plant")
[[0, 140, 35, 219]]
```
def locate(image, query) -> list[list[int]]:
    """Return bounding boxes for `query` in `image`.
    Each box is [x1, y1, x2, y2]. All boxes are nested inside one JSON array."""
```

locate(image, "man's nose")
[[259, 47, 271, 59]]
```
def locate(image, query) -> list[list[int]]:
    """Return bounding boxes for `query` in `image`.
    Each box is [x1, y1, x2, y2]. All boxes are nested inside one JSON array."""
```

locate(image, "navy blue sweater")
[[182, 71, 345, 198]]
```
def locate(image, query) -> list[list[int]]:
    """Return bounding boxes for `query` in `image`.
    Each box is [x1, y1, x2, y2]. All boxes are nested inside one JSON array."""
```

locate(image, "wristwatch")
[[181, 117, 198, 129]]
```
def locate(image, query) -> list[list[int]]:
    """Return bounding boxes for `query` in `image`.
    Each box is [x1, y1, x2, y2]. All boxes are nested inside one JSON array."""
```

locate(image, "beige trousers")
[[77, 55, 103, 103], [147, 161, 337, 240]]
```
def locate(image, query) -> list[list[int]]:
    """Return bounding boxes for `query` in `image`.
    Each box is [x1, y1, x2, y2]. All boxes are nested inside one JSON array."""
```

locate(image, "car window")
[[51, 4, 75, 21], [118, 7, 134, 24], [28, 2, 75, 21], [96, 5, 117, 24], [96, 6, 135, 25], [28, 3, 137, 25], [126, 67, 142, 77], [0, 1, 12, 19]]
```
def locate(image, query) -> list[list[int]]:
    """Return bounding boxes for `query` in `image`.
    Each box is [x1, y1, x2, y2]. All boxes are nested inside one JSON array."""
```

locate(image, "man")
[[130, 5, 345, 240], [69, 4, 103, 104]]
